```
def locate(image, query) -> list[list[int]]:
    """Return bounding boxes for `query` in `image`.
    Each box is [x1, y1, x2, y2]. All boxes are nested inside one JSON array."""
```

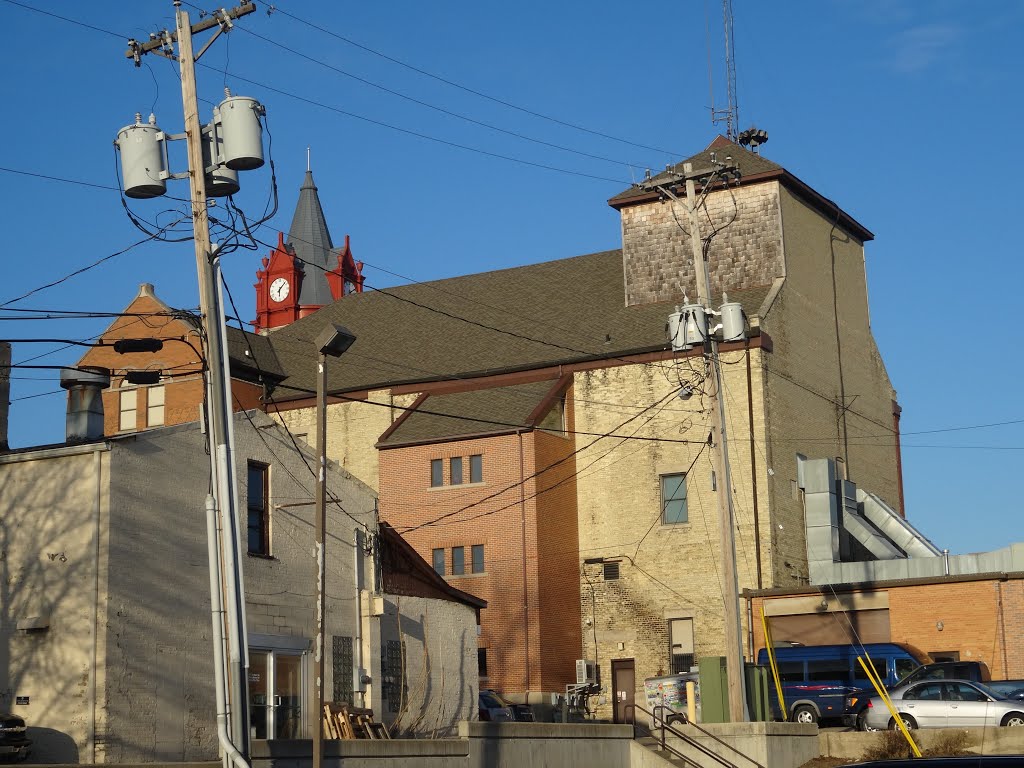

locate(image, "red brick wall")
[[750, 577, 1024, 679], [378, 430, 580, 695]]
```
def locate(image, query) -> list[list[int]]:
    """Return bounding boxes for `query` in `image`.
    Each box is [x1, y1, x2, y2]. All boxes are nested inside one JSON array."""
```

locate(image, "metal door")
[[946, 682, 988, 728], [901, 682, 947, 728], [612, 659, 635, 724]]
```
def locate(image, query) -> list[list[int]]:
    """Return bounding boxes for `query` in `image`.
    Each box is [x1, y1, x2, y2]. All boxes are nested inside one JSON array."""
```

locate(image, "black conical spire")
[[287, 170, 335, 307]]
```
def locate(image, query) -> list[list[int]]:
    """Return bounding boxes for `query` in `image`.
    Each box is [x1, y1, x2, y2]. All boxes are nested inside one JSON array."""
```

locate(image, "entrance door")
[[249, 650, 306, 740], [612, 659, 636, 724]]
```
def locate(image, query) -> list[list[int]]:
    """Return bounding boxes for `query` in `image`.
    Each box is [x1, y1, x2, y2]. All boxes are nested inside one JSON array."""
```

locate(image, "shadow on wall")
[[24, 727, 78, 764]]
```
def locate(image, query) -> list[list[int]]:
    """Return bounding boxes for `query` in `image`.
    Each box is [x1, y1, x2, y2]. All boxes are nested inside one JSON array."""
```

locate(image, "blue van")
[[756, 643, 928, 725]]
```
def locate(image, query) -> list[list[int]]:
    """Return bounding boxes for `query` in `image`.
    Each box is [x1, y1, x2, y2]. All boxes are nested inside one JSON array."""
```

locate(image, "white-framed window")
[[119, 389, 137, 431], [147, 385, 165, 427]]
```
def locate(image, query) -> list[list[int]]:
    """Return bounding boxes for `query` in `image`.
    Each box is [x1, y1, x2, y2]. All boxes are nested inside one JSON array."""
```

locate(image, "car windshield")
[[480, 692, 506, 708]]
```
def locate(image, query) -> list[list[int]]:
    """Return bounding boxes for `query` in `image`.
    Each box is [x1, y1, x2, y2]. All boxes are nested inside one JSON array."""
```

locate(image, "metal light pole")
[[313, 324, 356, 768]]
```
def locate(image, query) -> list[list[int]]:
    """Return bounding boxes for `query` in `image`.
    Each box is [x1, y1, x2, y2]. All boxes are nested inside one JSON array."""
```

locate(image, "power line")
[[236, 26, 646, 170], [0, 165, 121, 192], [268, 4, 681, 157]]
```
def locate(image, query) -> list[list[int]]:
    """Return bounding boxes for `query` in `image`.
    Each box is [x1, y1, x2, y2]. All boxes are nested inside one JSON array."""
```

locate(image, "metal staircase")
[[628, 705, 766, 768]]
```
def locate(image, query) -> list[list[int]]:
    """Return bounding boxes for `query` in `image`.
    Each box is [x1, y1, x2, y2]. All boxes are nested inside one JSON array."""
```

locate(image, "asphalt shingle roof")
[[264, 249, 772, 400], [378, 380, 559, 447]]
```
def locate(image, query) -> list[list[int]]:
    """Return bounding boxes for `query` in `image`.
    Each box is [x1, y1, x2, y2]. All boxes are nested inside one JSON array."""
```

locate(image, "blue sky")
[[1, 1, 1021, 554]]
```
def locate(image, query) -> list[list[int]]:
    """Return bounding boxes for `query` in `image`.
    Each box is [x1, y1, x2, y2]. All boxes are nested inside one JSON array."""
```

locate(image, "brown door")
[[612, 659, 636, 724]]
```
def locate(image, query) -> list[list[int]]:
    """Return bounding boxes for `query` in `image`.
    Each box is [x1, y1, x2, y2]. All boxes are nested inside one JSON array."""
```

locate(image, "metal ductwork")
[[59, 367, 111, 443]]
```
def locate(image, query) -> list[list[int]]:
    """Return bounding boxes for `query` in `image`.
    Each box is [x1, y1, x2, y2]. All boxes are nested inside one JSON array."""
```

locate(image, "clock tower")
[[253, 169, 363, 333]]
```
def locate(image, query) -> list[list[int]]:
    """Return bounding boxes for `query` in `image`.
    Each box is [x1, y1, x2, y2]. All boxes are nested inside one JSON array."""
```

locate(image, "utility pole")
[[124, 2, 257, 761], [647, 161, 747, 721]]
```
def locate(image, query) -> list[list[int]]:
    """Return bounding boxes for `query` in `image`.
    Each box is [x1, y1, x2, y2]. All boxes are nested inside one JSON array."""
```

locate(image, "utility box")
[[697, 657, 771, 723]]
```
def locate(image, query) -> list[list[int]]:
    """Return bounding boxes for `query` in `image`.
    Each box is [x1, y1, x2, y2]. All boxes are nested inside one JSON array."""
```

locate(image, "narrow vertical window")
[[469, 454, 483, 483], [471, 544, 485, 574], [450, 456, 463, 485], [478, 648, 489, 678], [247, 461, 270, 555], [661, 473, 688, 524], [432, 548, 445, 576], [452, 546, 465, 575], [119, 389, 137, 431], [669, 618, 695, 674], [147, 385, 165, 427], [430, 458, 444, 487]]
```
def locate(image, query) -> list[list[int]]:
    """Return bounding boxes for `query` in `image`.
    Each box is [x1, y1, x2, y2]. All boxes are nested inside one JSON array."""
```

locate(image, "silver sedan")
[[864, 679, 1024, 730]]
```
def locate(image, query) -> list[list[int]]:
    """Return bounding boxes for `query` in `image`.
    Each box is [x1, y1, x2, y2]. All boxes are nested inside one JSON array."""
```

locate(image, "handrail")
[[627, 703, 765, 768]]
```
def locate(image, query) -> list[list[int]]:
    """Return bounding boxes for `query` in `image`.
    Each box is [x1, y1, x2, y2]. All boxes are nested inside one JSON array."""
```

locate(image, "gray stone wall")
[[620, 181, 784, 306]]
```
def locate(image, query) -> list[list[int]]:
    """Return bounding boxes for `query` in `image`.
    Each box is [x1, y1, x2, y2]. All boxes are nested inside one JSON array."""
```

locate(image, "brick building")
[[75, 137, 909, 717]]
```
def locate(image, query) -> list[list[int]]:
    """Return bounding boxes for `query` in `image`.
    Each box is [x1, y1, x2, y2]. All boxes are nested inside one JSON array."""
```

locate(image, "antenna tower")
[[710, 0, 738, 140]]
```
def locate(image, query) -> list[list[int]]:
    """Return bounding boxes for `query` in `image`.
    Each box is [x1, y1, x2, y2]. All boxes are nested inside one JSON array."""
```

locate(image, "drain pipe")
[[206, 494, 249, 768], [942, 549, 950, 576]]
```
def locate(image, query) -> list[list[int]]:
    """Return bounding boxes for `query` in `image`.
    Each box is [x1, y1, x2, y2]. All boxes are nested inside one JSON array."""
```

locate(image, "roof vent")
[[59, 367, 111, 443]]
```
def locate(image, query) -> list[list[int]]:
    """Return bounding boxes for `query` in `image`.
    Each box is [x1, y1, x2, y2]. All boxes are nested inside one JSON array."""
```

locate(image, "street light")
[[313, 324, 355, 768]]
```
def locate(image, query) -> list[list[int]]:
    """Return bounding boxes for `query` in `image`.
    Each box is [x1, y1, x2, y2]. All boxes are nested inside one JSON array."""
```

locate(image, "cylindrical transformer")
[[682, 303, 708, 348], [217, 94, 265, 170], [719, 300, 745, 341], [668, 307, 687, 351], [115, 113, 166, 199], [202, 124, 240, 198]]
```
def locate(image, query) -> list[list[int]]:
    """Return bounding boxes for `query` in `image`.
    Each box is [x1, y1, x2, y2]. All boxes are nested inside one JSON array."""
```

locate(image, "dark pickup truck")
[[844, 661, 1024, 730]]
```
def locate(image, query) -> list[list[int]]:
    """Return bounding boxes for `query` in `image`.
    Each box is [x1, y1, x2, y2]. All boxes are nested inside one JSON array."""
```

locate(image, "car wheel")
[[791, 705, 818, 725], [856, 709, 877, 732], [889, 714, 917, 731], [1001, 712, 1024, 727]]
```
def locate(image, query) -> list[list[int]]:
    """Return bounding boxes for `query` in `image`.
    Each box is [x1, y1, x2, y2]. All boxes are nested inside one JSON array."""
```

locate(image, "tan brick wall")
[[760, 187, 901, 586], [620, 182, 784, 306], [572, 354, 771, 718]]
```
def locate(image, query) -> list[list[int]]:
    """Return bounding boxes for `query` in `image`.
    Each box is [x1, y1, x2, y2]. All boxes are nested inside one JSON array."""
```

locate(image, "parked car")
[[478, 690, 515, 722], [841, 758, 1024, 768], [0, 713, 31, 762], [757, 642, 927, 725], [862, 679, 1024, 730], [845, 661, 1024, 730]]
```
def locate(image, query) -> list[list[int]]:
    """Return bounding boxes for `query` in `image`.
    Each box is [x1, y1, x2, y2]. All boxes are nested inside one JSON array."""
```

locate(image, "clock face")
[[269, 277, 290, 302]]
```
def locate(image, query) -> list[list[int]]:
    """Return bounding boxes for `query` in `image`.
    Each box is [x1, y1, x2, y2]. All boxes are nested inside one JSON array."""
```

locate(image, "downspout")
[[892, 401, 906, 517], [518, 431, 531, 690], [205, 495, 249, 768], [354, 529, 365, 708], [745, 345, 763, 590], [87, 448, 103, 763]]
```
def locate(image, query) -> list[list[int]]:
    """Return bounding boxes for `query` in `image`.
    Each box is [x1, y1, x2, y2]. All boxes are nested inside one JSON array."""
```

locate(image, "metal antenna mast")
[[711, 0, 738, 140]]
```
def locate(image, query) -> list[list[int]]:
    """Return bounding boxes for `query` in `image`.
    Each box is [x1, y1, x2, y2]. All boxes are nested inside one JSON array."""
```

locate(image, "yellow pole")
[[760, 606, 787, 721], [857, 656, 921, 758], [686, 681, 697, 722]]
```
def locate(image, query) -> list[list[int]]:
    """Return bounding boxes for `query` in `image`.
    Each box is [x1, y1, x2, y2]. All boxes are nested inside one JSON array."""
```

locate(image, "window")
[[894, 657, 918, 682], [432, 548, 445, 575], [603, 562, 619, 580], [469, 454, 483, 483], [452, 546, 465, 575], [669, 618, 695, 674], [147, 385, 165, 427], [854, 657, 886, 684], [430, 459, 443, 487], [478, 648, 489, 678], [661, 473, 688, 524], [333, 636, 353, 704], [247, 462, 270, 555], [778, 662, 805, 682], [119, 389, 137, 431], [471, 544, 485, 574], [450, 456, 463, 485], [808, 660, 850, 681]]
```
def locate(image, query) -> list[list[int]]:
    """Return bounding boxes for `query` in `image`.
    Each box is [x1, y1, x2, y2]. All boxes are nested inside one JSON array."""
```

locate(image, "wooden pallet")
[[322, 702, 391, 740]]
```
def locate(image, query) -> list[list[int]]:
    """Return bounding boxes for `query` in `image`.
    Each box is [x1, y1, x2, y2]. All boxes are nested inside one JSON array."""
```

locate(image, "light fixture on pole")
[[313, 324, 355, 768]]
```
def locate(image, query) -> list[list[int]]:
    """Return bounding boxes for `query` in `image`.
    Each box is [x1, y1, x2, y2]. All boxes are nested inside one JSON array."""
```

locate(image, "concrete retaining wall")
[[819, 727, 1024, 760], [662, 721, 819, 768]]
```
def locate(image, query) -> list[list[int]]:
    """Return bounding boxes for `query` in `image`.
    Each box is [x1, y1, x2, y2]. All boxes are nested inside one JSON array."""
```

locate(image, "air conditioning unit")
[[575, 659, 597, 685]]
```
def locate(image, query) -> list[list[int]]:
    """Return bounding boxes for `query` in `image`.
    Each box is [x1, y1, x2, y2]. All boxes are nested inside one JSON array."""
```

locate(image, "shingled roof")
[[288, 170, 339, 307], [264, 249, 772, 400], [608, 136, 873, 242]]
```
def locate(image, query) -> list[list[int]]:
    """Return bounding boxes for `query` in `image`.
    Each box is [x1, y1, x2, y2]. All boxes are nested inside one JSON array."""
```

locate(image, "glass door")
[[248, 650, 306, 740]]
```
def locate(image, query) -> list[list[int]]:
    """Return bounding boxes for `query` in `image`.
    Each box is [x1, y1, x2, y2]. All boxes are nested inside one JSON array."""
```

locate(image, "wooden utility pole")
[[647, 162, 747, 720], [126, 2, 257, 760], [681, 162, 747, 722]]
